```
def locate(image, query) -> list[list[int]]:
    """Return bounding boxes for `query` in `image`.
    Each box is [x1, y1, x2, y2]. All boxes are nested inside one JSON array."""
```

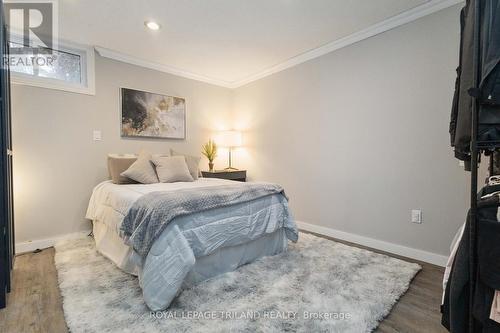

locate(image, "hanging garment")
[[444, 224, 500, 327], [450, 0, 500, 166], [442, 211, 473, 332], [443, 185, 500, 300], [450, 0, 476, 162], [490, 151, 500, 176], [491, 292, 500, 323], [442, 194, 500, 332], [489, 175, 500, 185], [443, 223, 466, 304], [475, 211, 500, 332], [479, 0, 500, 105]]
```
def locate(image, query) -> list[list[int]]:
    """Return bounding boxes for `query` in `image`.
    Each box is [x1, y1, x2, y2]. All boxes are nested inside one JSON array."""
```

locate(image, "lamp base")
[[225, 148, 238, 171]]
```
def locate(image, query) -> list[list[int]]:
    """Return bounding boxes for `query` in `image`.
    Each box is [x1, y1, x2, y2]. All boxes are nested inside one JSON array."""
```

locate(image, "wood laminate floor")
[[0, 232, 447, 333]]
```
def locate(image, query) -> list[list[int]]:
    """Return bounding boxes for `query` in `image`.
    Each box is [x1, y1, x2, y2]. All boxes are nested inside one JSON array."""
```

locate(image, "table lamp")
[[215, 131, 242, 170]]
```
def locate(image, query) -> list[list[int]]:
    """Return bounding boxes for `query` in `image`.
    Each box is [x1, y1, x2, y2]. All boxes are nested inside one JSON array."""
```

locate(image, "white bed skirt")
[[93, 219, 288, 285]]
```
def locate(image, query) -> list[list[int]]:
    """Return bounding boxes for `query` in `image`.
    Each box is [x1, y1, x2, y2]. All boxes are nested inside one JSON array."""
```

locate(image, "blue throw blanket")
[[121, 182, 295, 257]]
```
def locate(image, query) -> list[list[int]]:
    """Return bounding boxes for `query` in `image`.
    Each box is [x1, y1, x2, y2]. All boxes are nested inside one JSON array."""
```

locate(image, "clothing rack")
[[469, 0, 481, 330], [444, 0, 500, 330], [470, 0, 488, 331]]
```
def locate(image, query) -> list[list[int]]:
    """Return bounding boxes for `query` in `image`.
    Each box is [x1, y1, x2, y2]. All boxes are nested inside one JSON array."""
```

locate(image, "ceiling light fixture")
[[145, 21, 161, 31]]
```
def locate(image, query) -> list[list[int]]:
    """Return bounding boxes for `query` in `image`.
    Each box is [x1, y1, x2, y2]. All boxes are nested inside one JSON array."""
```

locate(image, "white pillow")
[[170, 149, 201, 180], [120, 150, 159, 184], [152, 156, 194, 183], [107, 154, 138, 184]]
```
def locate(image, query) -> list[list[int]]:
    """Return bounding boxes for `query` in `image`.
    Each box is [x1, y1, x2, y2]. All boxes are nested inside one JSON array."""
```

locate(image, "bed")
[[85, 178, 298, 311]]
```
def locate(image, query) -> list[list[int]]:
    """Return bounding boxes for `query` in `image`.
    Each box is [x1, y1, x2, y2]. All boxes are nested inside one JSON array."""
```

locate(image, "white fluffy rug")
[[54, 233, 420, 333]]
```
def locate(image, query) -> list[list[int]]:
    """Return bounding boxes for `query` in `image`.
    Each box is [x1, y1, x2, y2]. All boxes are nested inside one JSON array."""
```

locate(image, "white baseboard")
[[15, 230, 91, 254], [296, 221, 448, 267]]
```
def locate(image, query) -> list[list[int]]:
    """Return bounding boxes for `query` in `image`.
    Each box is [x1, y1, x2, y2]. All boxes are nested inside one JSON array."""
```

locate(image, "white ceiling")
[[58, 0, 453, 87]]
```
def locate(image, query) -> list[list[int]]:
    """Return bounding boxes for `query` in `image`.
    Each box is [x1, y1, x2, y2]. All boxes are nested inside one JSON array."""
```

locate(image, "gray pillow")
[[170, 149, 201, 180], [107, 154, 138, 184], [152, 156, 194, 183], [121, 150, 159, 184]]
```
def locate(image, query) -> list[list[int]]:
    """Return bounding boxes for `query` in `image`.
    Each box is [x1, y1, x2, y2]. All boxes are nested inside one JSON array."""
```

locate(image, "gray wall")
[[232, 5, 468, 256], [12, 55, 232, 243]]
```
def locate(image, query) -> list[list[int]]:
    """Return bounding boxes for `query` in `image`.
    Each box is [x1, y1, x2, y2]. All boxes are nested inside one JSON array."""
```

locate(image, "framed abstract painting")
[[121, 88, 186, 139]]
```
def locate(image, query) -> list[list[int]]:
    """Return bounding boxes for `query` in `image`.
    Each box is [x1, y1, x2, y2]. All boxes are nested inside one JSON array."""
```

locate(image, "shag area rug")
[[54, 233, 420, 333]]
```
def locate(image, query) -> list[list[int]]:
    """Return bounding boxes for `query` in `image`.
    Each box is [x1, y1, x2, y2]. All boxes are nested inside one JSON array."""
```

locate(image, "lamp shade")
[[214, 131, 242, 148]]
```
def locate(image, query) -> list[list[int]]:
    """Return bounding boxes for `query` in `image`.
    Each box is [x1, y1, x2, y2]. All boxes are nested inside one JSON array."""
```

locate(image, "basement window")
[[7, 38, 95, 95]]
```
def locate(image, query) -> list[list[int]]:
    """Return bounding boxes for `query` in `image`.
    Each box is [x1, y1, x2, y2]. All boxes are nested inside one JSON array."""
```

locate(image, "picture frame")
[[120, 88, 186, 139]]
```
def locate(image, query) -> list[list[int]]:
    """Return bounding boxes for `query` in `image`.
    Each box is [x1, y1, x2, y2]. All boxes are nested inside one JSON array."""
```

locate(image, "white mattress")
[[87, 178, 236, 231], [86, 178, 240, 271]]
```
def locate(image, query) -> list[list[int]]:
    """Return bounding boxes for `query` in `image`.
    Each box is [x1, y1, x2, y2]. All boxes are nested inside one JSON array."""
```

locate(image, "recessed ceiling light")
[[145, 21, 161, 31]]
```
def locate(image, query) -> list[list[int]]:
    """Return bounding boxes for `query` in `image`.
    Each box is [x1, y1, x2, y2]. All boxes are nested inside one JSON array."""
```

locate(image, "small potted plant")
[[201, 139, 217, 172]]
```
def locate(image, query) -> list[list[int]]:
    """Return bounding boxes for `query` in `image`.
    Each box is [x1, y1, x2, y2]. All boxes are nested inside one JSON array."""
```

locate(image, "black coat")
[[450, 0, 500, 165], [442, 194, 500, 332]]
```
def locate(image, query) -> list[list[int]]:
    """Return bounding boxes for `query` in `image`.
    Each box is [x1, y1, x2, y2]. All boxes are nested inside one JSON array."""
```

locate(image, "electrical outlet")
[[93, 130, 102, 141], [411, 209, 422, 224]]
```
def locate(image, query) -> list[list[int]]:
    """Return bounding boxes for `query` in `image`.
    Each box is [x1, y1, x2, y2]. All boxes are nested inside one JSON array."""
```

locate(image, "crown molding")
[[96, 0, 463, 90], [95, 46, 234, 88], [231, 0, 463, 88]]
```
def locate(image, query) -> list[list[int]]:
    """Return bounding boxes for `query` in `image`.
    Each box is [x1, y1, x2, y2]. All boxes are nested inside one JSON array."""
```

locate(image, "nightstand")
[[201, 170, 247, 182]]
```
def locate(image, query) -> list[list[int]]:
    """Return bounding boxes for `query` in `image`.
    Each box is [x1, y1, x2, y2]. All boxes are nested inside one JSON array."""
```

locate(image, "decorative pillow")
[[152, 156, 194, 183], [152, 153, 170, 159], [107, 154, 138, 184], [121, 150, 159, 184], [170, 149, 201, 180]]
